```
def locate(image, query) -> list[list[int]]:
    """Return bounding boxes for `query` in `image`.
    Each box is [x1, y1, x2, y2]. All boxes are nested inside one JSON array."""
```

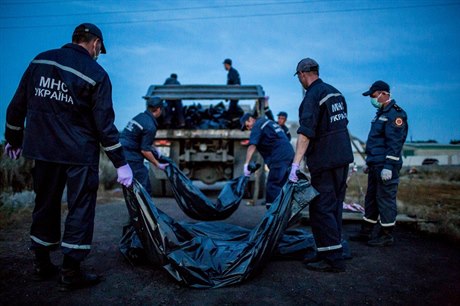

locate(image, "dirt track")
[[0, 193, 459, 305]]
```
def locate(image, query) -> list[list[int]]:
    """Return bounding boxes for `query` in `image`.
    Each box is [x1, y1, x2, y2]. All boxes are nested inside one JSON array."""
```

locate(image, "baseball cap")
[[240, 113, 252, 131], [277, 111, 288, 118], [223, 58, 232, 65], [73, 23, 106, 54], [294, 58, 319, 76], [362, 80, 390, 96], [146, 96, 164, 108]]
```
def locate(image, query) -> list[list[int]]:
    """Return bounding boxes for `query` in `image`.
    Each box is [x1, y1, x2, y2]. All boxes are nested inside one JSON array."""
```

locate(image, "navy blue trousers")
[[309, 166, 348, 261], [265, 162, 291, 204], [364, 165, 399, 227], [127, 160, 152, 196], [30, 160, 98, 262]]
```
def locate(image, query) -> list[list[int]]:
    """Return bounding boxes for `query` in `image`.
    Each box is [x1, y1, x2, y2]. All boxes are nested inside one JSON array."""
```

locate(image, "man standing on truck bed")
[[223, 58, 241, 128], [162, 73, 185, 129], [241, 113, 294, 209], [120, 96, 169, 196], [4, 23, 133, 291], [350, 80, 408, 247], [289, 58, 353, 273]]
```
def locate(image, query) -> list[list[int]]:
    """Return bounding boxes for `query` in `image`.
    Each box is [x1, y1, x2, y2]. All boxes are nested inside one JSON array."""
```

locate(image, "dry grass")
[[347, 165, 460, 240]]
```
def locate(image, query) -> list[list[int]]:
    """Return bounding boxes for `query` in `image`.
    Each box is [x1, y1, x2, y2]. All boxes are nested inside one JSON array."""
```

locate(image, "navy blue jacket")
[[120, 110, 158, 162], [5, 43, 126, 167], [249, 118, 294, 167], [227, 67, 241, 85], [365, 100, 408, 169], [297, 78, 353, 174], [164, 77, 180, 85]]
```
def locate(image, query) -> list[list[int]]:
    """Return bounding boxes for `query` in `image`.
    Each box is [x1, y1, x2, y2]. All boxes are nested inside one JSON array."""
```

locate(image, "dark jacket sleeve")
[[383, 111, 408, 170], [5, 66, 31, 148], [92, 74, 126, 168], [297, 94, 319, 138]]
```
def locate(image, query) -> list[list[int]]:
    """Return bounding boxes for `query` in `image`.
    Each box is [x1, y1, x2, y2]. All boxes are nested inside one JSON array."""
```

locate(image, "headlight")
[[199, 143, 207, 152]]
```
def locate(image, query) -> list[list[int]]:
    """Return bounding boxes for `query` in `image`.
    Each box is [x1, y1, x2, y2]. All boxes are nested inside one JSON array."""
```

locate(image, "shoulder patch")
[[394, 117, 404, 127]]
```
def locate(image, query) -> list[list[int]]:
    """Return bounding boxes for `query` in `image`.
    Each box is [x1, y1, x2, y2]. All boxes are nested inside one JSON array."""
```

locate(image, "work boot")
[[367, 227, 394, 247], [305, 259, 345, 273], [349, 222, 375, 242], [59, 268, 102, 291], [31, 249, 59, 281], [32, 260, 59, 281]]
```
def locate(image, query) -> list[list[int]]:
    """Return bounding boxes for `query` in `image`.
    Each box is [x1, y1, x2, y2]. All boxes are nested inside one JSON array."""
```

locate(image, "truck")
[[143, 84, 267, 198]]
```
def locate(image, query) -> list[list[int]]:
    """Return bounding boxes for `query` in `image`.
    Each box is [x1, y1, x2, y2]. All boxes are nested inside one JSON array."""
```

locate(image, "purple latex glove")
[[157, 163, 169, 171], [289, 163, 300, 182], [243, 163, 251, 177], [4, 143, 22, 160], [363, 165, 369, 174], [116, 164, 133, 187]]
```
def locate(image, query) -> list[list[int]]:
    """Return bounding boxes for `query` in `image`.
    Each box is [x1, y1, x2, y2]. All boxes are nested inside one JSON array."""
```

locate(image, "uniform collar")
[[380, 99, 396, 113], [62, 43, 92, 58], [144, 110, 158, 127], [306, 78, 323, 90]]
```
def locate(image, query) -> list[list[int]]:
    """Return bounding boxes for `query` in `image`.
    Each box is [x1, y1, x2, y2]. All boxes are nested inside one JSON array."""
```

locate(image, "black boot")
[[58, 255, 101, 291], [349, 222, 375, 242], [32, 249, 59, 281], [305, 258, 345, 273], [368, 226, 394, 247]]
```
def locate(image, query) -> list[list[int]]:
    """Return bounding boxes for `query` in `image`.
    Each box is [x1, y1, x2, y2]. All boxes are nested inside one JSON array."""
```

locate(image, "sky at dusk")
[[1, 0, 459, 144]]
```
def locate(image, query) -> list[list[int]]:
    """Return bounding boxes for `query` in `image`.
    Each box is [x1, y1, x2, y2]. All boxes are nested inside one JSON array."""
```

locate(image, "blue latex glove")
[[117, 164, 133, 187], [157, 163, 169, 171], [4, 143, 22, 160], [289, 163, 300, 182], [381, 168, 392, 181], [243, 164, 251, 177]]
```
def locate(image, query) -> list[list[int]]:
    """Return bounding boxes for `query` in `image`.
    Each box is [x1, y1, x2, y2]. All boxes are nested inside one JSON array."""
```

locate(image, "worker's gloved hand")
[[289, 163, 300, 182], [157, 163, 169, 171], [116, 164, 133, 187], [3, 143, 22, 160], [363, 165, 369, 174], [243, 164, 251, 177], [381, 168, 392, 181]]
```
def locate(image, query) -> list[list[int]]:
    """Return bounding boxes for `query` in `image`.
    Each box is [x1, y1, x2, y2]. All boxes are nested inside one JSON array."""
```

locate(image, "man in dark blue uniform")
[[223, 58, 241, 128], [120, 96, 169, 195], [241, 112, 294, 208], [4, 23, 133, 290], [350, 81, 408, 246], [277, 111, 291, 141], [289, 58, 353, 272], [162, 73, 185, 128]]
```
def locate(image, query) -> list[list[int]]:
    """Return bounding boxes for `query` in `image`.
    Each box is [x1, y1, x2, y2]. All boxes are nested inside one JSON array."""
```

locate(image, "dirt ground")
[[0, 192, 459, 306]]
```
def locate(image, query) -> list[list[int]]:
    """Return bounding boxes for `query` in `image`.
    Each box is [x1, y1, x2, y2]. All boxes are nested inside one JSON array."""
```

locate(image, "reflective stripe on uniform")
[[32, 59, 96, 86], [130, 120, 143, 130], [363, 216, 378, 224], [30, 235, 60, 247], [378, 117, 388, 121], [319, 93, 342, 106], [386, 155, 400, 161], [6, 123, 23, 131], [103, 143, 122, 152], [61, 242, 91, 250], [317, 244, 342, 252], [261, 121, 269, 130], [380, 221, 396, 227]]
